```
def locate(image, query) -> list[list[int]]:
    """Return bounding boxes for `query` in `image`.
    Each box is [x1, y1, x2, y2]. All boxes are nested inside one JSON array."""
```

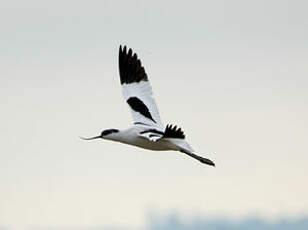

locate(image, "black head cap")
[[101, 129, 119, 137], [80, 129, 119, 141]]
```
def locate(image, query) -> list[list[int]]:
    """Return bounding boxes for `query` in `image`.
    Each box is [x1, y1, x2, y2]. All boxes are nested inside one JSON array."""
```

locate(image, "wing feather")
[[119, 45, 163, 129]]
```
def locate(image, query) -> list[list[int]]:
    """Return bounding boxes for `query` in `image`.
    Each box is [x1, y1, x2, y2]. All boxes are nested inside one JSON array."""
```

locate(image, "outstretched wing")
[[138, 124, 185, 142], [119, 45, 163, 129]]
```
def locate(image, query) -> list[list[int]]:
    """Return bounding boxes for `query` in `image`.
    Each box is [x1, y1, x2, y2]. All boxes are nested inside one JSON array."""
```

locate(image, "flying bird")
[[81, 46, 215, 166]]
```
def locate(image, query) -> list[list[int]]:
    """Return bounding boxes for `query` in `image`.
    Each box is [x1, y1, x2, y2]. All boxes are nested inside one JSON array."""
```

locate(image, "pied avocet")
[[81, 46, 215, 166]]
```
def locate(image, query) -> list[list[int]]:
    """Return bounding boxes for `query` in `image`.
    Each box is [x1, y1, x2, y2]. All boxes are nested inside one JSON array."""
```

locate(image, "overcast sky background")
[[1, 0, 308, 229]]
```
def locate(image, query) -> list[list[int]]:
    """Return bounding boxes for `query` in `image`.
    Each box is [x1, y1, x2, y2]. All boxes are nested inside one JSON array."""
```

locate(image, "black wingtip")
[[128, 48, 132, 56], [164, 124, 185, 139], [118, 45, 148, 84]]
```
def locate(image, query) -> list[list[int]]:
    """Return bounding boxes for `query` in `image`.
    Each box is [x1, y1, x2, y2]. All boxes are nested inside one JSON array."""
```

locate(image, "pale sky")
[[1, 0, 308, 229]]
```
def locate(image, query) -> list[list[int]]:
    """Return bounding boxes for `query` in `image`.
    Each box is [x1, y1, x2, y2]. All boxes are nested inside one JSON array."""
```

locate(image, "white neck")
[[103, 129, 129, 143]]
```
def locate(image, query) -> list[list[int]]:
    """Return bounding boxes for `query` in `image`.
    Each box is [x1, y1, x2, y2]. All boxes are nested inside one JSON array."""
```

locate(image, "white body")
[[105, 125, 193, 152]]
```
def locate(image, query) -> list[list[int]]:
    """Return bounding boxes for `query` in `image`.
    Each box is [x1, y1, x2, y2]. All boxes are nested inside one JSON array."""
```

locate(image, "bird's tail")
[[180, 149, 215, 167]]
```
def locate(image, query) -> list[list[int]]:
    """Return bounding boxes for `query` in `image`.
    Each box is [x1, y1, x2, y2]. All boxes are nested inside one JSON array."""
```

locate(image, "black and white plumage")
[[81, 46, 215, 166]]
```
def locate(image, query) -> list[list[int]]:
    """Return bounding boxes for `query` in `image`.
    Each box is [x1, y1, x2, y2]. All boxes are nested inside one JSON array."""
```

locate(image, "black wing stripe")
[[163, 124, 185, 139], [134, 122, 152, 126], [119, 45, 148, 84], [139, 126, 185, 139], [149, 134, 162, 138], [140, 129, 164, 135], [127, 97, 156, 123]]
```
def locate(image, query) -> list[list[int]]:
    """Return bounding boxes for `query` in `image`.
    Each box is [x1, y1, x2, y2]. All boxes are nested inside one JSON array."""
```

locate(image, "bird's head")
[[80, 129, 119, 141]]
